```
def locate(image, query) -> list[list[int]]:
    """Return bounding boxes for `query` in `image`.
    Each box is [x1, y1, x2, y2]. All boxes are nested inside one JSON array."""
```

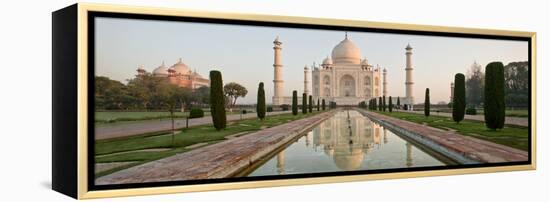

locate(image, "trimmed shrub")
[[484, 62, 505, 129], [453, 73, 466, 123], [292, 91, 298, 115], [389, 96, 393, 112], [241, 109, 247, 114], [256, 82, 266, 120], [382, 96, 386, 111], [189, 108, 204, 119], [378, 97, 382, 111], [308, 95, 313, 113], [302, 93, 307, 114], [317, 98, 320, 111], [267, 106, 273, 112], [425, 88, 430, 117], [329, 101, 337, 109], [466, 107, 477, 115], [322, 99, 326, 110], [209, 70, 226, 130], [397, 97, 400, 107], [281, 104, 290, 111]]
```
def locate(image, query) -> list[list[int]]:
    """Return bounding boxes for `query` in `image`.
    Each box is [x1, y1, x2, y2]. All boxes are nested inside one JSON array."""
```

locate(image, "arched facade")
[[312, 34, 383, 105]]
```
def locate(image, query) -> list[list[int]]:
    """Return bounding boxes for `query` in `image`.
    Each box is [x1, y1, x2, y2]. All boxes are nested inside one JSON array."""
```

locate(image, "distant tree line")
[[465, 61, 528, 108], [95, 75, 210, 111]]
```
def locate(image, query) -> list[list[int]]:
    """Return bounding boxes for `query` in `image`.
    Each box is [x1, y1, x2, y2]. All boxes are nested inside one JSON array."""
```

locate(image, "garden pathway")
[[95, 110, 337, 184], [95, 111, 290, 140]]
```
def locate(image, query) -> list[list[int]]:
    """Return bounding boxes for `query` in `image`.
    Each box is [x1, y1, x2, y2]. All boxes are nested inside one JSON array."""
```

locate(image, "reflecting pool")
[[247, 110, 447, 176]]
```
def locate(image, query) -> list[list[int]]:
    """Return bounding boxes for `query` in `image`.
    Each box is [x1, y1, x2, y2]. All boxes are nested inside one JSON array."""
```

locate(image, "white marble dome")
[[322, 56, 333, 65], [171, 58, 191, 75], [361, 58, 369, 66], [152, 62, 169, 75], [331, 36, 362, 65]]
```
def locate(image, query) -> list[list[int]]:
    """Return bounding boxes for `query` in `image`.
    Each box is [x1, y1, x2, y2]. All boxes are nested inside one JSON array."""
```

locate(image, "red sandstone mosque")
[[136, 58, 209, 90]]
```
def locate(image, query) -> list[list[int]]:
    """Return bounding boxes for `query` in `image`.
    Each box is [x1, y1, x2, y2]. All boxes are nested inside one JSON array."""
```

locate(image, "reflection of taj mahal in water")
[[273, 111, 415, 173], [272, 33, 416, 109]]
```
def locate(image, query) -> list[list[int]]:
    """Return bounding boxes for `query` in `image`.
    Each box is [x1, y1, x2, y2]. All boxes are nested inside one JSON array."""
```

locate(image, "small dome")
[[361, 58, 369, 65], [172, 58, 191, 75], [331, 35, 362, 64], [152, 61, 169, 75], [322, 56, 333, 65]]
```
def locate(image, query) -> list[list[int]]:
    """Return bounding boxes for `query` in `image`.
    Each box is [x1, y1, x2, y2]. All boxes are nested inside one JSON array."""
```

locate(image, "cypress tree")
[[373, 98, 377, 111], [425, 88, 430, 117], [368, 99, 371, 110], [389, 96, 393, 112], [383, 96, 386, 111], [292, 90, 298, 115], [309, 95, 313, 113], [317, 98, 320, 111], [378, 97, 382, 111], [322, 99, 326, 110], [256, 82, 266, 120], [209, 70, 226, 130], [453, 73, 466, 123], [302, 93, 307, 114], [484, 62, 506, 130]]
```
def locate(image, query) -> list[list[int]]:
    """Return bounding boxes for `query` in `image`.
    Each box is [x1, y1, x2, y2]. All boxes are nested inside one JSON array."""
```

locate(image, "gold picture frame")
[[52, 3, 536, 199]]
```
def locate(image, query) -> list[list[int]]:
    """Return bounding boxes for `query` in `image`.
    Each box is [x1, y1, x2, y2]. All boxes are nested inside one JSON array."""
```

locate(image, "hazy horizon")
[[95, 17, 528, 104]]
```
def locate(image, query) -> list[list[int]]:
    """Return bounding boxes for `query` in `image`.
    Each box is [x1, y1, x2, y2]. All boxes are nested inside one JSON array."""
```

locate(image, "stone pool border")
[[357, 109, 527, 164], [95, 110, 339, 185]]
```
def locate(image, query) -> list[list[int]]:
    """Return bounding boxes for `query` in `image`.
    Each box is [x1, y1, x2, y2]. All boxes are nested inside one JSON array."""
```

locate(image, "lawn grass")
[[374, 111, 528, 151], [94, 111, 324, 178], [464, 109, 528, 118], [95, 110, 245, 124], [95, 111, 192, 123]]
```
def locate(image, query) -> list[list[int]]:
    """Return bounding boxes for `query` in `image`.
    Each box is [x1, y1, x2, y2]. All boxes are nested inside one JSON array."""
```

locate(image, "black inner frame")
[[88, 11, 532, 191]]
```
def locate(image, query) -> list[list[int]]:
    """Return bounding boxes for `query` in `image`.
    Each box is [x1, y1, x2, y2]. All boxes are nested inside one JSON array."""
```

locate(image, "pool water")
[[247, 110, 447, 176]]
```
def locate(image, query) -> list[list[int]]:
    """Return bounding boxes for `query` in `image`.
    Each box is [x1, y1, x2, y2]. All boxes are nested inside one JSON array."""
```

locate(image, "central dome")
[[171, 58, 191, 75], [331, 35, 362, 65]]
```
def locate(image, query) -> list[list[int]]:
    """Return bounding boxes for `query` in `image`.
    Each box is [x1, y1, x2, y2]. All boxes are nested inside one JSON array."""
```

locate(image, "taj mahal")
[[271, 33, 415, 109]]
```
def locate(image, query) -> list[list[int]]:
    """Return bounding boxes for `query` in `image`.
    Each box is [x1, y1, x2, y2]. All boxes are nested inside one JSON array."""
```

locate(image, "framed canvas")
[[52, 3, 536, 199]]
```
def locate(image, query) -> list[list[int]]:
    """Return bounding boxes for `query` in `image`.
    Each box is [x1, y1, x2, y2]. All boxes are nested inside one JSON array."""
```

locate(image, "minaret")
[[304, 65, 310, 95], [450, 82, 455, 103], [405, 44, 414, 109], [272, 36, 284, 106], [382, 68, 388, 97]]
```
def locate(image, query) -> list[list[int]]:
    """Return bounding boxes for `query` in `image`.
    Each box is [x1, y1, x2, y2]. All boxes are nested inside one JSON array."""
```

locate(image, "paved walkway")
[[399, 110, 528, 127], [95, 111, 290, 140], [361, 110, 528, 163], [95, 110, 337, 185]]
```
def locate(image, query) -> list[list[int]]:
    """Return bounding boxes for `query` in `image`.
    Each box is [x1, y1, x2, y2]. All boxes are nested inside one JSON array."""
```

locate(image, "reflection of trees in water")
[[406, 142, 413, 167]]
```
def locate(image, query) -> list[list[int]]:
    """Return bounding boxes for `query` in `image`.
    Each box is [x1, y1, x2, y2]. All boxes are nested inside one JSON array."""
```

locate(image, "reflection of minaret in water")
[[383, 129, 388, 144], [276, 151, 285, 174], [406, 142, 413, 167], [305, 131, 312, 147]]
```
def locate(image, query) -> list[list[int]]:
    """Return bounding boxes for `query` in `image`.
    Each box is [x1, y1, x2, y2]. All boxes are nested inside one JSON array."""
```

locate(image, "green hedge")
[[189, 108, 204, 118]]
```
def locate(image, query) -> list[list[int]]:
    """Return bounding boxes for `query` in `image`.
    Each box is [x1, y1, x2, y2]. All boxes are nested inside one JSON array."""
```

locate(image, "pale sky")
[[95, 17, 528, 104]]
